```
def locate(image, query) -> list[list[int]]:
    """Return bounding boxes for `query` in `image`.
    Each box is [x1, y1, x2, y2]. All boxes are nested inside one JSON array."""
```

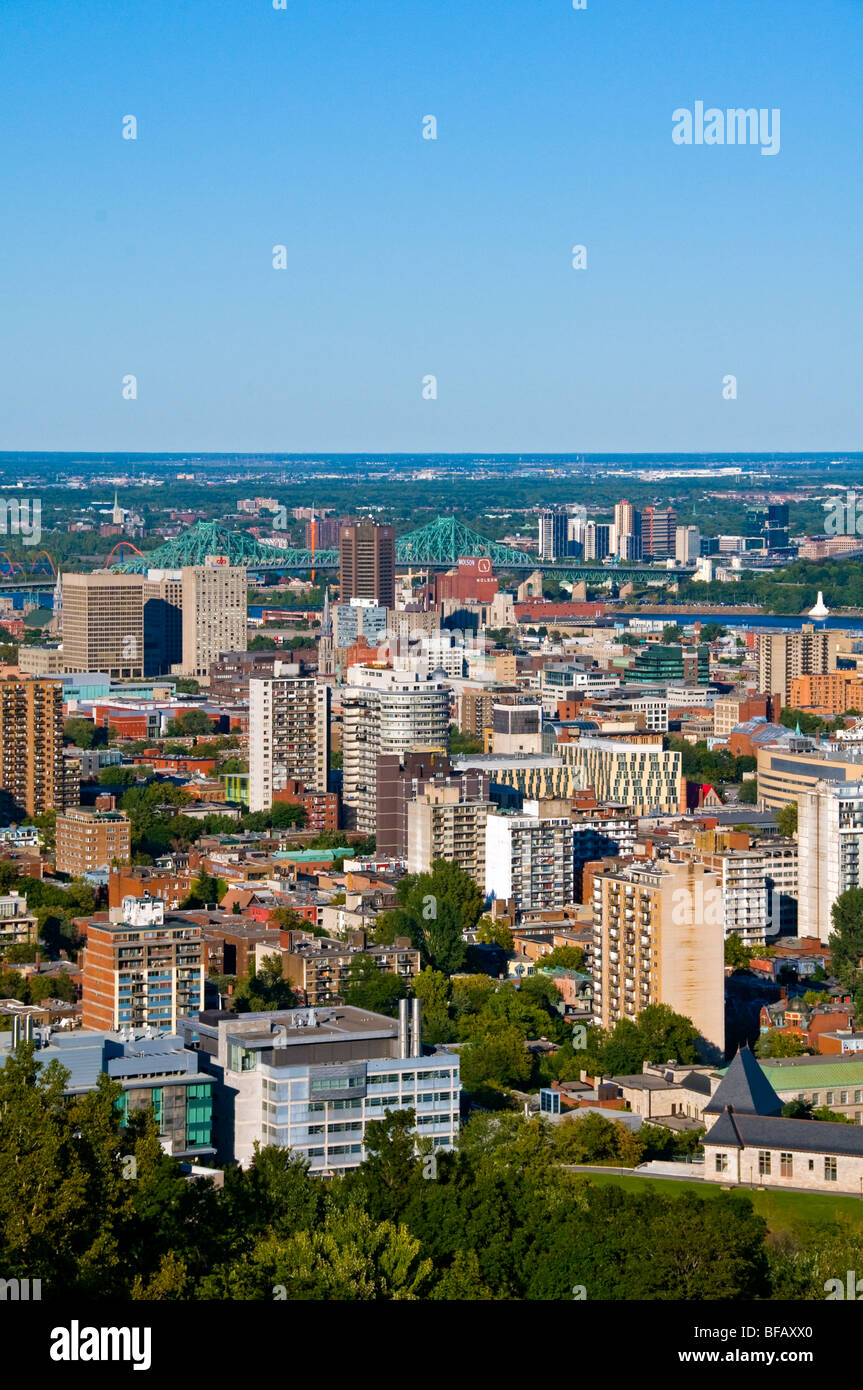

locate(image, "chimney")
[[398, 997, 409, 1057], [411, 996, 422, 1058]]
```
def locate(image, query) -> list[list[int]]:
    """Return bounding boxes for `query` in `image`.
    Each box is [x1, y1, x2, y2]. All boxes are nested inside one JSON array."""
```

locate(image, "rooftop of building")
[[0, 1028, 205, 1092], [705, 1109, 863, 1157], [609, 1073, 682, 1091], [703, 1047, 783, 1117]]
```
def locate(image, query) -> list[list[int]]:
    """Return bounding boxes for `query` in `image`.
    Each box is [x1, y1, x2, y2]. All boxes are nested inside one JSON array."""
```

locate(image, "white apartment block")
[[664, 685, 716, 708], [540, 666, 621, 714], [619, 696, 668, 733], [249, 673, 330, 812], [485, 812, 575, 913], [341, 667, 450, 832], [675, 525, 700, 564], [798, 780, 863, 943]]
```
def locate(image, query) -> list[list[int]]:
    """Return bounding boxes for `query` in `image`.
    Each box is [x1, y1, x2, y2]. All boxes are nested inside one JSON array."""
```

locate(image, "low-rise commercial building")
[[0, 1027, 215, 1159]]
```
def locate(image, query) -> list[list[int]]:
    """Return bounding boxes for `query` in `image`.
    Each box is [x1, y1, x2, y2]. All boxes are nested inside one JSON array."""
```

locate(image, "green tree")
[[459, 1022, 532, 1099], [474, 917, 514, 950], [755, 1030, 809, 1059], [63, 717, 100, 749], [776, 802, 798, 837], [553, 1110, 620, 1163], [538, 944, 585, 972], [230, 955, 297, 1013], [181, 870, 223, 908], [343, 954, 407, 1016], [376, 861, 482, 975], [725, 934, 754, 969], [447, 725, 485, 755], [412, 967, 453, 1044], [828, 887, 863, 1007], [98, 766, 141, 788], [165, 710, 213, 736]]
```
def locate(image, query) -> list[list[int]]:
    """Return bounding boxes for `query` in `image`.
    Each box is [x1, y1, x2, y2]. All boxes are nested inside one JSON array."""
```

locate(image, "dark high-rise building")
[[764, 503, 790, 551], [641, 506, 677, 558], [339, 520, 396, 609], [376, 750, 489, 859], [538, 509, 570, 561], [747, 503, 790, 552]]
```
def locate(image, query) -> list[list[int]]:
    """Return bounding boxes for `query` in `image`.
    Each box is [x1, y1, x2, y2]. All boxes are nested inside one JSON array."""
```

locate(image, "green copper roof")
[[760, 1059, 863, 1091], [274, 848, 357, 863]]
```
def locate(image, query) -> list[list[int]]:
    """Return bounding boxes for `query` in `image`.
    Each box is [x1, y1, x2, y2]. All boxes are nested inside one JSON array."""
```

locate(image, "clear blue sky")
[[0, 0, 860, 453]]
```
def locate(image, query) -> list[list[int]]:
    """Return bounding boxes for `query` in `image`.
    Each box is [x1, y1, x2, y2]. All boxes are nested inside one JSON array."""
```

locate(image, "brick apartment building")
[[55, 805, 132, 876], [273, 778, 339, 832], [81, 896, 204, 1032]]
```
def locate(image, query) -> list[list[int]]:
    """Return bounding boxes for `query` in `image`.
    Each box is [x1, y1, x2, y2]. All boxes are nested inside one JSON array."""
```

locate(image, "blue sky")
[[0, 0, 860, 453]]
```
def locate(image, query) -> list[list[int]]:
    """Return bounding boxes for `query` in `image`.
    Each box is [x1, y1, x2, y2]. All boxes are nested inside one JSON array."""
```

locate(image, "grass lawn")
[[579, 1170, 863, 1236]]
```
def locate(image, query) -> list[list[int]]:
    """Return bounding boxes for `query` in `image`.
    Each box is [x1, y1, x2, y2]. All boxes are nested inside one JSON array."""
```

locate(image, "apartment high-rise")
[[678, 838, 799, 945], [592, 859, 725, 1058], [538, 508, 569, 562], [641, 506, 677, 559], [55, 805, 132, 876], [178, 557, 247, 679], [0, 679, 67, 818], [798, 780, 863, 943], [584, 522, 614, 562], [82, 896, 204, 1032], [613, 501, 641, 560], [375, 750, 489, 859], [407, 786, 491, 882], [756, 625, 844, 705], [572, 812, 638, 900], [341, 667, 450, 831], [485, 811, 575, 913], [61, 572, 145, 678], [339, 520, 396, 609], [248, 672, 331, 812], [675, 525, 701, 564]]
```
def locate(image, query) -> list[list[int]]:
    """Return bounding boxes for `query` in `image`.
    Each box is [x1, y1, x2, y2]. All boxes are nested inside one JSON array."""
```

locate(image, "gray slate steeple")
[[702, 1045, 783, 1117]]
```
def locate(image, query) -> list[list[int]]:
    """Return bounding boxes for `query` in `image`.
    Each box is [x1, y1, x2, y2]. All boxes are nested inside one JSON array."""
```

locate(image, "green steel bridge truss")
[[114, 516, 673, 583]]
